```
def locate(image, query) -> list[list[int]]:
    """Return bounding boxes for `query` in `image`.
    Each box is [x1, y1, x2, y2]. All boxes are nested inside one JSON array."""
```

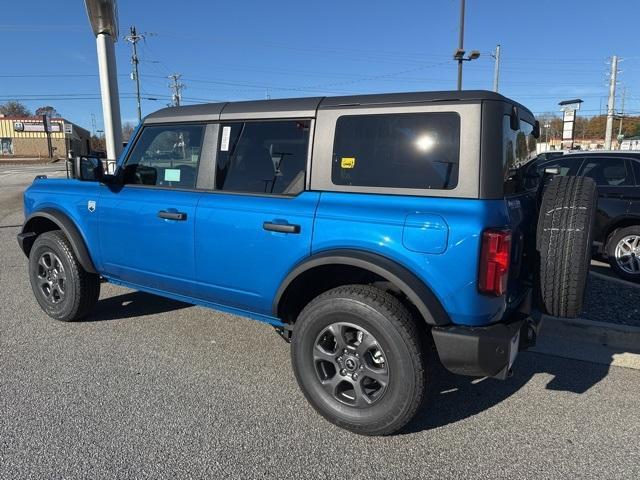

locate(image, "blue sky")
[[2, 0, 640, 133]]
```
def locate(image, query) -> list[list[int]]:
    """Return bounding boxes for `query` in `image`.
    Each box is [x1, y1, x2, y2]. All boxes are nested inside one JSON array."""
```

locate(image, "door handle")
[[158, 210, 187, 221], [263, 222, 300, 234]]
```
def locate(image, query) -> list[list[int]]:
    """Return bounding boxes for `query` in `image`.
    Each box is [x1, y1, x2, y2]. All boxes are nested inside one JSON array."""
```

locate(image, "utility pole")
[[124, 26, 144, 123], [491, 44, 501, 93], [168, 74, 184, 107], [604, 55, 618, 150], [456, 0, 465, 90]]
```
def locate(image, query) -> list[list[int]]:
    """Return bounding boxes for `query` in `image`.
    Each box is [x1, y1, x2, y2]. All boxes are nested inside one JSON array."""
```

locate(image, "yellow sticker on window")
[[341, 157, 356, 169]]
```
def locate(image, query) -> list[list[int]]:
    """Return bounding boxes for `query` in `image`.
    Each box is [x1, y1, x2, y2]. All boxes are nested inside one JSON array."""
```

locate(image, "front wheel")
[[606, 226, 640, 282], [28, 230, 100, 321], [290, 285, 426, 436]]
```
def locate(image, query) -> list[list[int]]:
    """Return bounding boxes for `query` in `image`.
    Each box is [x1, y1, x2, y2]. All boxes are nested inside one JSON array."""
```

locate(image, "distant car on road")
[[531, 151, 640, 282]]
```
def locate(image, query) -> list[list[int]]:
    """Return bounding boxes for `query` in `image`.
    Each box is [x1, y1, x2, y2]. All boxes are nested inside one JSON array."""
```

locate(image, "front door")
[[192, 119, 319, 316], [98, 123, 206, 296]]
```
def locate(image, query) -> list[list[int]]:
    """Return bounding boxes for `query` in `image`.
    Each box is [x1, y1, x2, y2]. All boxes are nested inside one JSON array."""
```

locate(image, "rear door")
[[98, 124, 205, 296], [192, 119, 319, 316], [577, 156, 633, 242]]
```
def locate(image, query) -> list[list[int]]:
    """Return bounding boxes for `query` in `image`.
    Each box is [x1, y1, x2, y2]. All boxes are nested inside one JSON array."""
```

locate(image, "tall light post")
[[84, 0, 123, 161], [453, 0, 480, 90]]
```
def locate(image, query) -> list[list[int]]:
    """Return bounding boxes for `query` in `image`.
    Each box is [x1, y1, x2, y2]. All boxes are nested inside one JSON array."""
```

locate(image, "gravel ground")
[[583, 272, 640, 327], [1, 165, 639, 479]]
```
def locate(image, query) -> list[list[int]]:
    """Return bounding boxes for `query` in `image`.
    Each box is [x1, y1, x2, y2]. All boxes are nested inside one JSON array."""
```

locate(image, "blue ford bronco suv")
[[18, 91, 597, 435]]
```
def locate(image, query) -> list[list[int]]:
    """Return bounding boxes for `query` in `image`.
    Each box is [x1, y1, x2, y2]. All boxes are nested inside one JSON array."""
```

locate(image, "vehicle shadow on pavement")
[[401, 350, 611, 435], [84, 291, 190, 322]]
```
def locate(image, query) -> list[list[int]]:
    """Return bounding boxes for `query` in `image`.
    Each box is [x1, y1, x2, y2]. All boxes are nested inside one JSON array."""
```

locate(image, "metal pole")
[[604, 55, 618, 150], [96, 32, 123, 161], [492, 44, 501, 93], [457, 0, 465, 90]]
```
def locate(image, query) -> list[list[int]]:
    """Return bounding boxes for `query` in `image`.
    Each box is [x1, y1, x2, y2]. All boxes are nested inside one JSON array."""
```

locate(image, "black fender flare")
[[19, 208, 97, 274], [272, 249, 450, 326]]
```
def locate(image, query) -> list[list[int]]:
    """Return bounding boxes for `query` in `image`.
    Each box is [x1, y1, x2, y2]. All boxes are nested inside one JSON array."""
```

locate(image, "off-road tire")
[[28, 230, 100, 321], [606, 226, 640, 282], [291, 284, 426, 436], [536, 176, 597, 318]]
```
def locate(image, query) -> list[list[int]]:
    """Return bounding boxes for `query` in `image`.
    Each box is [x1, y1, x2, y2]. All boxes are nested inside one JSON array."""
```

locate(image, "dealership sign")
[[13, 121, 62, 133]]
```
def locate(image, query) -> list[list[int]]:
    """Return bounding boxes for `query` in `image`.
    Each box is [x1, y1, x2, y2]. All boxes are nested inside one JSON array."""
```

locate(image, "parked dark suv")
[[532, 151, 640, 281]]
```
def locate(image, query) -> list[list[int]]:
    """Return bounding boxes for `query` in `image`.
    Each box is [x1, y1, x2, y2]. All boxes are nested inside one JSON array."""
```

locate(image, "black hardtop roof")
[[144, 90, 533, 123]]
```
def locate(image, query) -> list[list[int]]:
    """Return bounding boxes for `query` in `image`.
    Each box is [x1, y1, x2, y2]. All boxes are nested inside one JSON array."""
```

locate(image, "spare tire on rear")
[[536, 175, 597, 318]]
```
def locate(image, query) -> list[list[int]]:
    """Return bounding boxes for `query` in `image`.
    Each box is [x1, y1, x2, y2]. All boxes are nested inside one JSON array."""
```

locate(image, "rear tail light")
[[478, 229, 511, 296]]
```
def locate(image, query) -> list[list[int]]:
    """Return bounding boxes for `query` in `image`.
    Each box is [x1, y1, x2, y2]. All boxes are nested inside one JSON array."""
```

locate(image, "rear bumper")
[[432, 311, 542, 380]]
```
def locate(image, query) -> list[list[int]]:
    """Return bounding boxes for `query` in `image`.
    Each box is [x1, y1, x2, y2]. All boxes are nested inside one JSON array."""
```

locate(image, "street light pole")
[[457, 0, 465, 91], [84, 0, 123, 161]]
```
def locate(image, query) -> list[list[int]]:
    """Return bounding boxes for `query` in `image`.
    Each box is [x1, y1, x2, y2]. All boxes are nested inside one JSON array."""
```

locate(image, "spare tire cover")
[[536, 175, 597, 318]]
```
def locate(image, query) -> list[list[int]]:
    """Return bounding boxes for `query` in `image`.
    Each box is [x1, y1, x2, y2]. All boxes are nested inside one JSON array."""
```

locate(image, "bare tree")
[[122, 122, 136, 142], [0, 100, 32, 117], [35, 106, 60, 119]]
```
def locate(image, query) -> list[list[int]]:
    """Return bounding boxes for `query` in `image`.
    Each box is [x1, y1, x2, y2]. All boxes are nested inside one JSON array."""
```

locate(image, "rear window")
[[331, 112, 460, 189], [581, 157, 632, 186]]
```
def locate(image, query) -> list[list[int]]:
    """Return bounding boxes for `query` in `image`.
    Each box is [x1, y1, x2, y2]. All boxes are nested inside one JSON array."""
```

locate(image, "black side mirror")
[[532, 120, 540, 139], [71, 156, 105, 182]]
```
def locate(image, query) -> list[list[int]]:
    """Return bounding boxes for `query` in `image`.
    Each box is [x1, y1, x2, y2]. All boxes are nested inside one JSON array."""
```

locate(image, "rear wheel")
[[291, 285, 426, 436], [28, 230, 100, 321], [536, 175, 597, 318], [606, 226, 640, 282]]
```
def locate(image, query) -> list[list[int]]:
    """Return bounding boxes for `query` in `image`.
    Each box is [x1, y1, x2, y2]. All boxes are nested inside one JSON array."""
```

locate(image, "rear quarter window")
[[503, 116, 538, 195], [331, 112, 460, 190]]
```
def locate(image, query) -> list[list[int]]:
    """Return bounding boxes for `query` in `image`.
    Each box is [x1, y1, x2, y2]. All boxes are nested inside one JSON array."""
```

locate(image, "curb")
[[540, 315, 640, 352], [532, 315, 640, 370], [589, 269, 640, 289], [0, 158, 62, 165]]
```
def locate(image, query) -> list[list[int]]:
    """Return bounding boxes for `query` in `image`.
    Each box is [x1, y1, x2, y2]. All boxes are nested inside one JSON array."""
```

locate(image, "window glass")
[[580, 157, 631, 186], [0, 138, 13, 155], [216, 120, 310, 195], [504, 116, 538, 194], [123, 125, 204, 188], [537, 157, 582, 177], [331, 112, 460, 189]]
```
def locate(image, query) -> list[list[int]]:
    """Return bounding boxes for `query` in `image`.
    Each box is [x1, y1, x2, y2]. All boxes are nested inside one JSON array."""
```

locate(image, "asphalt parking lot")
[[1, 164, 639, 479]]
